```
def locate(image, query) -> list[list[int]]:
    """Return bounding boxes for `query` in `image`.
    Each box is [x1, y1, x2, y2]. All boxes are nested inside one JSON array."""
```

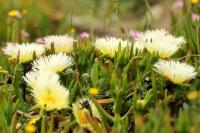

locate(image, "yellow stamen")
[[44, 95, 56, 104], [79, 110, 89, 124]]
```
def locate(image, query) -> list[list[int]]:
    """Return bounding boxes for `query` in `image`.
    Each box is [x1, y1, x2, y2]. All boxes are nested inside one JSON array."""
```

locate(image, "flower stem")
[[90, 97, 114, 122]]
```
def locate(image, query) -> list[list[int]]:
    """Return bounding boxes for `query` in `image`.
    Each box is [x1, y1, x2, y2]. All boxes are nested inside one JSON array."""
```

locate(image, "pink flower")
[[129, 30, 141, 39], [79, 32, 89, 38], [36, 38, 45, 44], [172, 0, 183, 10], [192, 13, 200, 21], [21, 30, 29, 38]]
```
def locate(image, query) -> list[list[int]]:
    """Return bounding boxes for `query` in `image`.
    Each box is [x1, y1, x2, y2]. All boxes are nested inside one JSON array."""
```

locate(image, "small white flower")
[[44, 35, 74, 53], [24, 71, 69, 111], [32, 53, 73, 73], [140, 29, 185, 58], [153, 60, 197, 84], [3, 43, 45, 63], [94, 37, 132, 58]]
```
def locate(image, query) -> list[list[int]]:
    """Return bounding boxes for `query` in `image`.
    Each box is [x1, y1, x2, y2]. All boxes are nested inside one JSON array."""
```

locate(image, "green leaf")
[[91, 63, 99, 87]]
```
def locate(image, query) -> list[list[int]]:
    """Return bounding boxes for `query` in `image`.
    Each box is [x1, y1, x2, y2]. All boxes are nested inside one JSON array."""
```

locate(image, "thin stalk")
[[151, 71, 157, 100], [41, 111, 46, 133], [48, 113, 54, 133], [91, 97, 114, 122], [196, 26, 200, 54], [113, 93, 122, 115]]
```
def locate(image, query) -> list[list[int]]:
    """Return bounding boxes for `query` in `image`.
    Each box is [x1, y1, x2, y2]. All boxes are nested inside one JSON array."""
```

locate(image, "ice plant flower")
[[72, 98, 101, 131], [94, 37, 132, 58], [133, 34, 146, 54], [3, 43, 45, 63], [129, 30, 141, 39], [192, 13, 200, 21], [172, 0, 183, 10], [24, 71, 69, 111], [24, 71, 59, 89], [153, 60, 197, 84], [32, 53, 73, 73], [141, 29, 185, 58], [21, 30, 30, 38], [44, 35, 74, 53], [80, 32, 90, 38]]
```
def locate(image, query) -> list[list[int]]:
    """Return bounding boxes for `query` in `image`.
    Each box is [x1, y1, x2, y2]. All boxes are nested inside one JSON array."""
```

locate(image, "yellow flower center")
[[44, 95, 56, 104], [79, 110, 89, 124]]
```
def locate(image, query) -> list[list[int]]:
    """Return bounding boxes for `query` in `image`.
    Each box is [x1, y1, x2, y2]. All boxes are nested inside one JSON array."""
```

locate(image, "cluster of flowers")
[[94, 29, 196, 84], [2, 29, 197, 131], [3, 35, 102, 131]]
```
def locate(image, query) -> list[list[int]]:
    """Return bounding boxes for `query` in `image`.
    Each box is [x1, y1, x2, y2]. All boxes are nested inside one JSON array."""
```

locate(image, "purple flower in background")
[[129, 30, 141, 39], [172, 0, 183, 10], [79, 32, 90, 38], [36, 38, 45, 44], [21, 30, 29, 38], [192, 13, 200, 21]]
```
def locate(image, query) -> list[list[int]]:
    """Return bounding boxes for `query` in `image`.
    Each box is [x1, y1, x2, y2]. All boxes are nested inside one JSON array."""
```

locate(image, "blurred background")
[[0, 0, 199, 43]]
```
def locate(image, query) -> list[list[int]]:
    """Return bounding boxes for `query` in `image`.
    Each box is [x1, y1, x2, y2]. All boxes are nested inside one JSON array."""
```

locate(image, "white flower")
[[141, 29, 185, 58], [94, 37, 132, 58], [32, 53, 73, 73], [24, 71, 69, 111], [44, 35, 74, 53], [24, 71, 59, 89], [133, 35, 146, 53], [3, 43, 45, 63], [153, 60, 197, 84]]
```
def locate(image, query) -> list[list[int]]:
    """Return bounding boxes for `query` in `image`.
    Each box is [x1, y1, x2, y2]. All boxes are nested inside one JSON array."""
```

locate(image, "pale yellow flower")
[[24, 71, 69, 111], [141, 29, 185, 58], [72, 98, 101, 131], [3, 43, 45, 63], [94, 37, 132, 58], [32, 53, 73, 73], [44, 35, 74, 53], [153, 60, 196, 84]]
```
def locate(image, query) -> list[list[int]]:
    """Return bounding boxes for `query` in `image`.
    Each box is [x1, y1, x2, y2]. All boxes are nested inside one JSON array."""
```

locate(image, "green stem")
[[114, 93, 122, 115], [91, 97, 114, 122], [41, 111, 46, 133], [151, 71, 157, 100], [48, 113, 54, 133]]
